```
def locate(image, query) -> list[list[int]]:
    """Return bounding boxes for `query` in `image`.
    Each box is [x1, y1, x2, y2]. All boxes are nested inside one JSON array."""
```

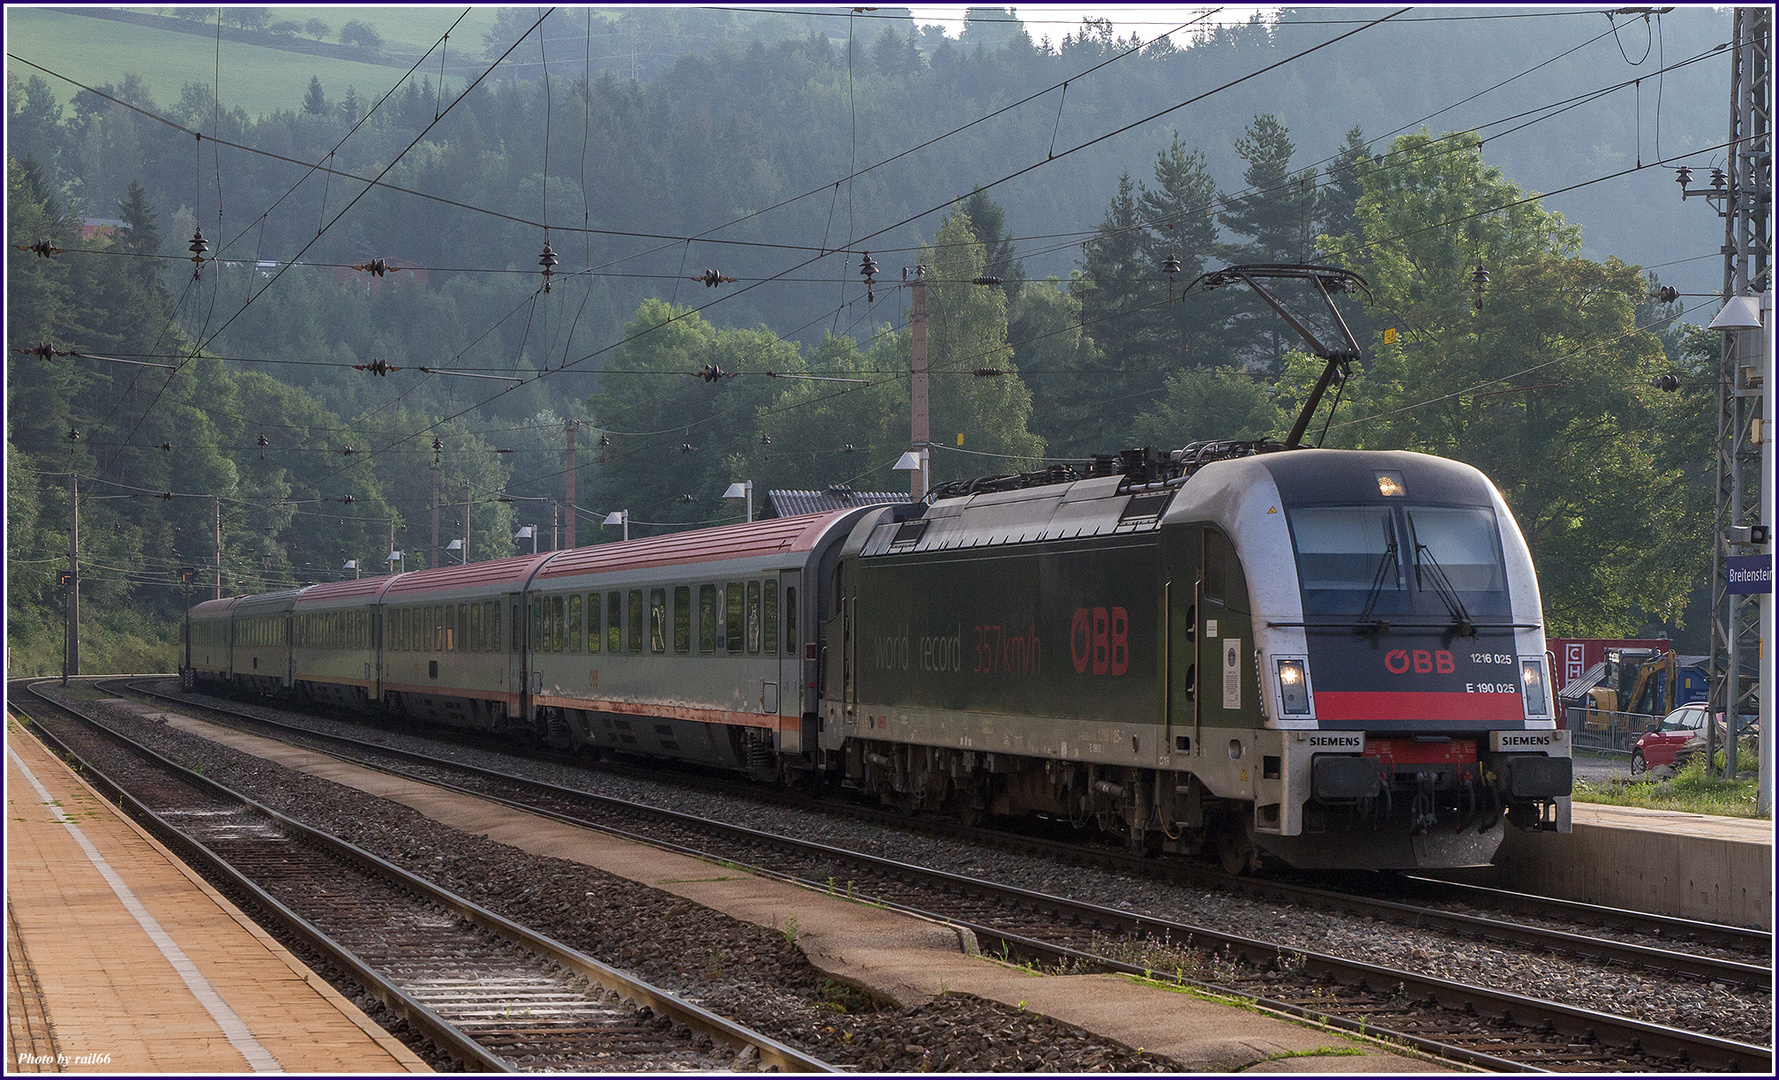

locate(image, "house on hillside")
[[81, 217, 127, 241]]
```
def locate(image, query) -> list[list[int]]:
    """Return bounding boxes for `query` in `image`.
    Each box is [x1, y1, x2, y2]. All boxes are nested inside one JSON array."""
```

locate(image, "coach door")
[[1161, 526, 1200, 757], [508, 592, 528, 723], [776, 571, 800, 750]]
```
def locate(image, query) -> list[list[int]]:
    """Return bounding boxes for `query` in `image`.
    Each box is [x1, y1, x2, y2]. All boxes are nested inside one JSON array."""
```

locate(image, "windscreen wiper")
[[1414, 543, 1475, 637], [1357, 519, 1400, 637]]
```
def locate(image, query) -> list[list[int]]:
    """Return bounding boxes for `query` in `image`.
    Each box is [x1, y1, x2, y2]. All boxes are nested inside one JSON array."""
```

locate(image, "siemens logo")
[[1309, 735, 1362, 748], [1498, 734, 1556, 747]]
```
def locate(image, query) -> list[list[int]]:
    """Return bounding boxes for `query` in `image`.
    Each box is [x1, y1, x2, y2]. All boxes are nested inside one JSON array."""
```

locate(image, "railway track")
[[79, 678, 1776, 1071], [11, 687, 835, 1074], [124, 678, 1773, 978]]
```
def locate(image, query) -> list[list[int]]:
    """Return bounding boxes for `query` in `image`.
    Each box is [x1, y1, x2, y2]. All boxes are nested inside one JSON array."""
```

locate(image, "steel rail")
[[1397, 874, 1773, 954], [126, 677, 1771, 989], [14, 684, 837, 1074], [102, 680, 1771, 1073]]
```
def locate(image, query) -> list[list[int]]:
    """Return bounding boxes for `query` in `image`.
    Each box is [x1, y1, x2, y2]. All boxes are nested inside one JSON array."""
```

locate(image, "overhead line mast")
[[1699, 8, 1771, 783]]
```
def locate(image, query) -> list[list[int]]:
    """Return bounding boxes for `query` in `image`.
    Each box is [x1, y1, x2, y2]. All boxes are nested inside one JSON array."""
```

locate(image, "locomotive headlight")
[[1519, 657, 1551, 719], [1275, 658, 1312, 716]]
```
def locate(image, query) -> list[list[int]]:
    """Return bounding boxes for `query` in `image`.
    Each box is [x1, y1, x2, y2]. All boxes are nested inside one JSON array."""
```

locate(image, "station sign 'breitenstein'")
[[1726, 553, 1774, 595]]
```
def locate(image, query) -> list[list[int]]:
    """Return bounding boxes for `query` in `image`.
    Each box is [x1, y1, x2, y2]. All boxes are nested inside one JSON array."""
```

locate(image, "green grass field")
[[6, 7, 504, 120]]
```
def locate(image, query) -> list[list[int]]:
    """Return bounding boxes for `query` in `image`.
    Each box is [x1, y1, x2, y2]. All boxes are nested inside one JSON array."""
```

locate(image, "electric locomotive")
[[824, 442, 1568, 871]]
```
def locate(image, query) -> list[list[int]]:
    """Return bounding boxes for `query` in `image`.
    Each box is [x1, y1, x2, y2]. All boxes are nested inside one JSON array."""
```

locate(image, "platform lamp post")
[[387, 549, 404, 574], [514, 525, 538, 555], [603, 510, 629, 541], [445, 539, 466, 564], [343, 559, 359, 580], [723, 481, 754, 523]]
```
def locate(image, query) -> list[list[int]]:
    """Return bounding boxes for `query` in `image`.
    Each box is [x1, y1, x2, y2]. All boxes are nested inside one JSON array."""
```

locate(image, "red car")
[[1630, 706, 1716, 776]]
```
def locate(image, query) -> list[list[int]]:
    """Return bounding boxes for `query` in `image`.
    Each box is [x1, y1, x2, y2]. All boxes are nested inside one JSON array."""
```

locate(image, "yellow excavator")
[[1561, 648, 1711, 733]]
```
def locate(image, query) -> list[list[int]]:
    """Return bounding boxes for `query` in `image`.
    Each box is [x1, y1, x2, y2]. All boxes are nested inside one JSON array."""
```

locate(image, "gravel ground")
[[80, 684, 1779, 1050], [35, 688, 1186, 1073]]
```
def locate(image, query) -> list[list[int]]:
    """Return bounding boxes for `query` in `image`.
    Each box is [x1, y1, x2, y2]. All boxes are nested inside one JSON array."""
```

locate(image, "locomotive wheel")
[[1217, 814, 1257, 876]]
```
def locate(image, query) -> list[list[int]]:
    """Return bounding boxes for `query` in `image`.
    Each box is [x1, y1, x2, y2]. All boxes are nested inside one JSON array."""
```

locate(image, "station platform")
[[1446, 800, 1774, 929], [4, 716, 430, 1073]]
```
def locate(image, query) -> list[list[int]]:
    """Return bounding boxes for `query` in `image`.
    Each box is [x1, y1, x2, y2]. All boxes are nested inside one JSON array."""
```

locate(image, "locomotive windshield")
[[1288, 504, 1510, 619]]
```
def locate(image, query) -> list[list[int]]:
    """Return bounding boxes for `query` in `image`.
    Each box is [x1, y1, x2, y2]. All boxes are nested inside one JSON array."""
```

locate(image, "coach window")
[[785, 586, 797, 655], [745, 580, 762, 655], [762, 581, 778, 656], [673, 586, 691, 654], [555, 595, 568, 653], [487, 601, 500, 653], [699, 585, 718, 654], [567, 594, 583, 653], [726, 581, 745, 655], [607, 592, 622, 653], [586, 594, 601, 654], [469, 601, 483, 652], [627, 589, 644, 653], [650, 588, 667, 654], [531, 599, 544, 653]]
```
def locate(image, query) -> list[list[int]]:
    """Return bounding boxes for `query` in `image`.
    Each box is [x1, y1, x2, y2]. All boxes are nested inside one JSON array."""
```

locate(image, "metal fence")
[[1564, 707, 1655, 753]]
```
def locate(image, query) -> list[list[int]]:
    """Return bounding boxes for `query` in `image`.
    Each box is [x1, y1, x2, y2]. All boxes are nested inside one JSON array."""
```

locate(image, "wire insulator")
[[353, 257, 398, 277], [538, 243, 557, 292], [188, 228, 209, 278], [19, 240, 65, 258]]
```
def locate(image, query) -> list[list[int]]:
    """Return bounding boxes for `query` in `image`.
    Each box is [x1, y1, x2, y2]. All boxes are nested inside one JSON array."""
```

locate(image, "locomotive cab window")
[[1288, 503, 1509, 618]]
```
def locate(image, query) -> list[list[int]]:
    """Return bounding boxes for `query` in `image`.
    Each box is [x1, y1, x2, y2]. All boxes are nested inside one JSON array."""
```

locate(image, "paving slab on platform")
[[4, 718, 430, 1074]]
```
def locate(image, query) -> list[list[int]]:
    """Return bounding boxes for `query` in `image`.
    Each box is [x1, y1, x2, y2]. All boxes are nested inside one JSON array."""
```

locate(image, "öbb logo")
[[1384, 649, 1455, 675], [1070, 607, 1129, 675]]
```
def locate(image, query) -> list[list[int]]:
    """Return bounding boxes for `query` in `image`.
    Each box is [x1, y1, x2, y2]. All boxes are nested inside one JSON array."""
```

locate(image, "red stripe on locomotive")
[[1315, 689, 1522, 722]]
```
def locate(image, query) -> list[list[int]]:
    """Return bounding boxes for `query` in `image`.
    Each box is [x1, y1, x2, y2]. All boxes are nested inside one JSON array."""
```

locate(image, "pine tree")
[[1137, 134, 1233, 370], [302, 76, 327, 116], [117, 180, 160, 255]]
